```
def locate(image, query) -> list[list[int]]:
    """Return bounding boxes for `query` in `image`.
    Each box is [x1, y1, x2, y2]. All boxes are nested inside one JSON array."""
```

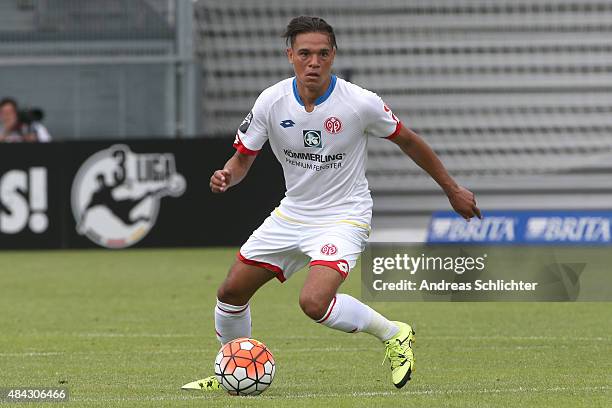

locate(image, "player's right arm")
[[209, 88, 271, 193], [210, 152, 256, 193]]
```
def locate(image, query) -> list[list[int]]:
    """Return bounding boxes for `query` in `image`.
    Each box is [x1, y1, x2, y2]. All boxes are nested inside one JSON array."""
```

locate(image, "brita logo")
[[71, 145, 186, 248], [526, 217, 611, 242], [429, 217, 516, 242]]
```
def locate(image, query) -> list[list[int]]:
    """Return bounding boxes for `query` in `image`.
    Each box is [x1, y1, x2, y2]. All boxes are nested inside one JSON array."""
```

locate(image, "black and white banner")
[[0, 140, 284, 249]]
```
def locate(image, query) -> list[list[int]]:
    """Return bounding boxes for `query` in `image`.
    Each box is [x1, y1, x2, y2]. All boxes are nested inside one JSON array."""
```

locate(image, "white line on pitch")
[[60, 333, 612, 342], [69, 385, 611, 402], [5, 333, 608, 345], [0, 352, 63, 357]]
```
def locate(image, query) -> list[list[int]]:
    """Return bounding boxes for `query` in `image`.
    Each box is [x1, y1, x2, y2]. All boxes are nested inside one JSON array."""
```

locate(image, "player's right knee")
[[216, 283, 249, 306]]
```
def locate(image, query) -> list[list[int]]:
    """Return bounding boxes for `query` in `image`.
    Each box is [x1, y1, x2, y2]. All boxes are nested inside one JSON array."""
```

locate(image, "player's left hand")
[[447, 186, 482, 221]]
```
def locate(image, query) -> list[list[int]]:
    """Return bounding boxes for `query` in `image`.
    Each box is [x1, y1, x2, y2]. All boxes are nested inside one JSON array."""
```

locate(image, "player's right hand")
[[210, 169, 232, 193]]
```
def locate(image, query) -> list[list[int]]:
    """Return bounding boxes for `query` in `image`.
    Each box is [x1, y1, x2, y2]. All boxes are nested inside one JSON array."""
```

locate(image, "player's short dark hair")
[[0, 97, 18, 111], [282, 16, 337, 50]]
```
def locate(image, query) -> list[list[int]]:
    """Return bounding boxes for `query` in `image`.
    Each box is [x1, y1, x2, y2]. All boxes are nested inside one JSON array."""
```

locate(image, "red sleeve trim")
[[237, 252, 285, 282], [233, 134, 260, 156], [309, 259, 349, 279], [384, 121, 402, 140]]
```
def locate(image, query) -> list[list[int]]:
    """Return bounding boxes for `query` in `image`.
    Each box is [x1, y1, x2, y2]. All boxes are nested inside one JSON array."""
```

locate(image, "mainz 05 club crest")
[[71, 145, 186, 248]]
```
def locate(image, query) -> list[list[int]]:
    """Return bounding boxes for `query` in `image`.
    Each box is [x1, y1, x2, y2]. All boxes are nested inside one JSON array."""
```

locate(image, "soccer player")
[[183, 16, 480, 391]]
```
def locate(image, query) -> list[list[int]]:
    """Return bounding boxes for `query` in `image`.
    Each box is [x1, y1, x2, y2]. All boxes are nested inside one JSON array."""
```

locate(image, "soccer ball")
[[214, 337, 275, 396]]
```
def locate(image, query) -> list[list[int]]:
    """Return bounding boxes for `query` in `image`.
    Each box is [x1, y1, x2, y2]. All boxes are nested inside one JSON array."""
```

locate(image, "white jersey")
[[233, 75, 401, 226]]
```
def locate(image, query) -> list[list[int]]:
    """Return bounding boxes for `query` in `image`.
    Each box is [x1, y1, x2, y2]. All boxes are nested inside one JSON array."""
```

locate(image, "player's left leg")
[[300, 224, 415, 388], [299, 264, 400, 341], [300, 264, 415, 388]]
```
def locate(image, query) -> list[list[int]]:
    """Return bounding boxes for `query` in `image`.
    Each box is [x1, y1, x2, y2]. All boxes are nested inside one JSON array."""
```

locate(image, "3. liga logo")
[[320, 243, 338, 255], [71, 145, 186, 248], [324, 116, 342, 134]]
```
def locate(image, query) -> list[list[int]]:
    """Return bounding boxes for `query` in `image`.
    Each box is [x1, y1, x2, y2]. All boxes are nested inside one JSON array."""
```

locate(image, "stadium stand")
[[0, 0, 172, 41], [194, 0, 612, 230], [35, 0, 171, 38], [0, 0, 188, 140], [0, 1, 35, 33], [1, 0, 611, 230]]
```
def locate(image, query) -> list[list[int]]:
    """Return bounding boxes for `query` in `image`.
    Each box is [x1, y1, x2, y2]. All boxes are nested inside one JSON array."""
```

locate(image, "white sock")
[[316, 294, 399, 341], [214, 299, 251, 346]]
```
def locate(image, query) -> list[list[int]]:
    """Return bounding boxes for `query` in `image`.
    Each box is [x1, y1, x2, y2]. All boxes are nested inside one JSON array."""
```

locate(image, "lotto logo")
[[324, 117, 342, 134], [280, 119, 295, 128], [320, 243, 338, 255]]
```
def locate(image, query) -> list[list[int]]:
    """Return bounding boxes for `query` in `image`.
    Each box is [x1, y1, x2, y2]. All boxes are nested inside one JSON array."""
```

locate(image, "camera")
[[18, 108, 44, 125]]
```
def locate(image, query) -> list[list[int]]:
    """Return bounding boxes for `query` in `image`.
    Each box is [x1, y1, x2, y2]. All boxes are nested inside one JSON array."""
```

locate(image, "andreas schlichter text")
[[372, 279, 539, 292]]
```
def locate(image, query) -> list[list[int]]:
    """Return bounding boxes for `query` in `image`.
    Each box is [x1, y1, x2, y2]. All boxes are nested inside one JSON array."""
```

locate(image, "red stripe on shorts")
[[237, 252, 286, 282], [309, 259, 349, 279]]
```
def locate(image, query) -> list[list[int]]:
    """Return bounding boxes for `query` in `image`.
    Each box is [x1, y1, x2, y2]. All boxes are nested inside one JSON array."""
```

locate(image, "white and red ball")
[[214, 337, 275, 396]]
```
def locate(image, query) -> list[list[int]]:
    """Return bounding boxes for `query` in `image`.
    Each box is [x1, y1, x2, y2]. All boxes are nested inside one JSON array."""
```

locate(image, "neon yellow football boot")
[[181, 375, 221, 391], [383, 321, 416, 388]]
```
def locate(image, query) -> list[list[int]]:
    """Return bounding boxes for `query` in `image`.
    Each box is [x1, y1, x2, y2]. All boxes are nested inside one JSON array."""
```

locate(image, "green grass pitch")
[[0, 248, 610, 407]]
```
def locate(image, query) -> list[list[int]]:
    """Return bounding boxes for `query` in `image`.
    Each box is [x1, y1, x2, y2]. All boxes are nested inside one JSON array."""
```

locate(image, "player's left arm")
[[390, 124, 482, 220]]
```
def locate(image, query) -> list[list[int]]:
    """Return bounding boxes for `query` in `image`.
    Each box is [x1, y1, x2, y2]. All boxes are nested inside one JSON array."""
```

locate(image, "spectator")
[[0, 97, 52, 143], [0, 97, 27, 142]]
